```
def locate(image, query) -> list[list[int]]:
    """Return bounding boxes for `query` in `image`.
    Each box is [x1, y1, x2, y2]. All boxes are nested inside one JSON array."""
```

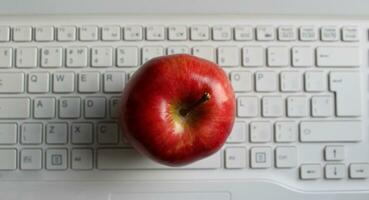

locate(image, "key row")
[[300, 163, 369, 180], [0, 25, 359, 42], [0, 46, 359, 68]]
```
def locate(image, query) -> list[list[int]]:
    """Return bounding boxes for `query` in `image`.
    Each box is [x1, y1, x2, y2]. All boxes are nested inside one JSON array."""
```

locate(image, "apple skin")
[[120, 54, 236, 166]]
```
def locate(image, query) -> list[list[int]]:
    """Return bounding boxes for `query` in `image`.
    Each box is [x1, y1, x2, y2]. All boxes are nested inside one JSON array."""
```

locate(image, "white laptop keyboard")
[[0, 15, 368, 192]]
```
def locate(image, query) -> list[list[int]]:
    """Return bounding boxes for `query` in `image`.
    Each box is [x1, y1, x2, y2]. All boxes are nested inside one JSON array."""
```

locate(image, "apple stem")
[[179, 92, 211, 117]]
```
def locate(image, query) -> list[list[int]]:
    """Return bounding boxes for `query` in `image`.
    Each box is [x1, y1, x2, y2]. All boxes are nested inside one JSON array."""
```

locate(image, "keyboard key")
[[59, 97, 81, 119], [267, 46, 289, 67], [299, 26, 318, 41], [0, 97, 30, 119], [250, 147, 271, 168], [317, 47, 359, 67], [110, 97, 121, 118], [41, 47, 63, 68], [325, 164, 345, 179], [123, 25, 143, 41], [262, 96, 283, 117], [84, 97, 106, 118], [287, 96, 308, 117], [192, 46, 215, 62], [98, 123, 119, 144], [250, 122, 272, 143], [46, 123, 68, 144], [190, 25, 209, 41], [16, 47, 38, 68], [305, 71, 326, 92], [34, 97, 55, 119], [79, 25, 98, 41], [13, 26, 32, 42], [225, 147, 247, 169], [91, 47, 113, 67], [280, 71, 302, 92], [325, 145, 344, 161], [217, 46, 240, 67], [102, 25, 121, 41], [0, 26, 10, 42], [212, 25, 232, 41], [311, 95, 333, 117], [292, 46, 314, 67], [274, 121, 296, 142], [342, 26, 359, 42], [167, 46, 190, 55], [255, 71, 277, 92], [168, 26, 187, 41], [321, 26, 339, 41], [0, 123, 17, 144], [97, 148, 221, 169], [78, 72, 100, 93], [142, 46, 164, 63], [242, 46, 264, 67], [300, 164, 321, 179], [237, 96, 258, 117], [275, 146, 297, 168], [46, 148, 67, 170], [21, 123, 42, 144], [104, 72, 126, 93], [0, 72, 24, 93], [227, 121, 246, 143], [0, 47, 12, 68], [71, 148, 93, 170], [330, 72, 361, 116], [350, 163, 369, 179], [57, 26, 76, 41], [28, 72, 50, 93], [66, 47, 88, 67], [53, 72, 75, 93], [71, 123, 93, 144], [116, 46, 139, 67], [35, 26, 54, 41], [146, 25, 165, 41], [256, 26, 275, 41], [230, 71, 252, 92], [234, 26, 253, 41], [278, 26, 296, 41], [0, 149, 17, 170], [20, 149, 42, 170], [300, 121, 361, 142]]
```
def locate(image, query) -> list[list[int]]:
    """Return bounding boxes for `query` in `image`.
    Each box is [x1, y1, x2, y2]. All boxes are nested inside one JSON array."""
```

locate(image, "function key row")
[[0, 25, 359, 42]]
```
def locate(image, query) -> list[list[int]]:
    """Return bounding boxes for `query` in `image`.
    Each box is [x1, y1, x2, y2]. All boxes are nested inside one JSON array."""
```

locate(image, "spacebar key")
[[97, 149, 221, 169], [0, 98, 30, 119]]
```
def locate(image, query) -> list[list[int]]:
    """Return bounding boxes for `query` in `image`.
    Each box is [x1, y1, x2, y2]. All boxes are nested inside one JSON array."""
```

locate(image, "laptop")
[[0, 0, 368, 199]]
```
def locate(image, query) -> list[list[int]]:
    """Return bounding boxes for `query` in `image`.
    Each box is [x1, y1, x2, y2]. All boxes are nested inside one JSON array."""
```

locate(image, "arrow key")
[[325, 145, 344, 161], [325, 164, 345, 179]]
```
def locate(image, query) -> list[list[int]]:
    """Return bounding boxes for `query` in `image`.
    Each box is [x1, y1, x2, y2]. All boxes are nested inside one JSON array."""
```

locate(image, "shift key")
[[0, 72, 24, 93], [0, 98, 30, 119]]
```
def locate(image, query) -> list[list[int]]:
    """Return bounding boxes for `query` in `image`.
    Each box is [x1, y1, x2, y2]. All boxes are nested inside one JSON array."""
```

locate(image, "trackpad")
[[110, 192, 231, 200]]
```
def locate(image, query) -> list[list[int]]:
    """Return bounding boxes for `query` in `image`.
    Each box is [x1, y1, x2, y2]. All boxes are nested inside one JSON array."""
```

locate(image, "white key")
[[21, 149, 42, 170], [234, 26, 253, 41], [287, 96, 308, 117], [321, 26, 339, 41], [124, 25, 143, 41], [217, 46, 240, 67], [305, 71, 326, 92], [342, 26, 359, 42], [13, 26, 32, 42], [227, 121, 246, 143], [146, 25, 165, 41], [325, 164, 345, 179], [275, 121, 297, 142], [33, 97, 55, 119], [98, 123, 119, 144], [168, 26, 187, 41], [110, 97, 121, 118], [311, 96, 333, 117], [72, 149, 93, 170], [212, 25, 232, 41], [237, 96, 258, 117], [167, 46, 190, 55], [250, 147, 271, 168], [300, 164, 321, 179], [325, 145, 344, 161], [59, 97, 81, 119], [299, 26, 318, 41], [41, 47, 62, 68], [102, 25, 121, 41], [104, 72, 126, 93], [142, 46, 164, 63], [255, 71, 277, 92], [57, 26, 76, 41], [28, 72, 49, 93], [300, 121, 361, 142], [317, 47, 359, 67], [0, 98, 30, 119], [292, 46, 314, 67], [230, 71, 252, 92], [0, 26, 10, 42], [267, 46, 289, 67], [256, 26, 275, 41], [280, 71, 302, 92], [78, 72, 100, 93], [97, 148, 220, 169], [0, 149, 17, 170], [35, 26, 54, 41], [242, 46, 264, 67], [21, 123, 42, 144], [91, 47, 113, 67], [46, 123, 68, 144], [250, 122, 272, 143], [85, 97, 106, 118], [53, 72, 75, 93], [350, 163, 369, 179], [16, 47, 37, 68], [116, 46, 139, 67], [46, 149, 67, 170], [190, 25, 209, 41], [262, 96, 283, 117], [225, 147, 246, 169], [275, 146, 297, 168], [330, 72, 361, 116], [278, 26, 296, 41], [192, 46, 215, 62], [79, 25, 98, 41], [0, 72, 24, 93], [71, 123, 93, 144], [0, 47, 12, 68], [66, 47, 88, 67], [0, 123, 17, 144]]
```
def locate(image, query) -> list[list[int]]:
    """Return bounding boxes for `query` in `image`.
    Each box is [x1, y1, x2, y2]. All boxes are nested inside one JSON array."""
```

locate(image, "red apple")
[[120, 54, 236, 166]]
